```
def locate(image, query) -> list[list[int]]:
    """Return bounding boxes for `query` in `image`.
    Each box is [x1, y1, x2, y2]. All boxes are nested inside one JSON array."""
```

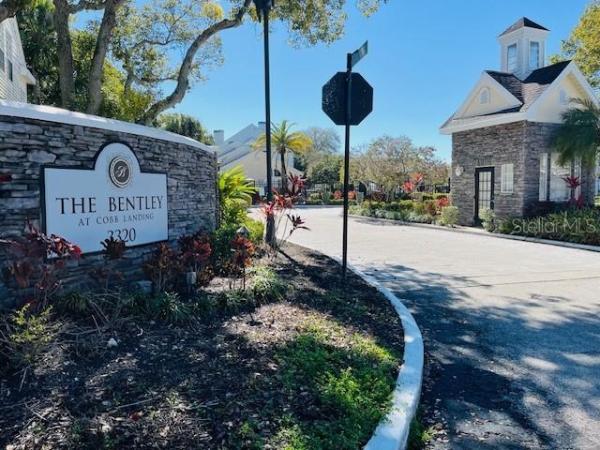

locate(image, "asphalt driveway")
[[283, 207, 600, 450]]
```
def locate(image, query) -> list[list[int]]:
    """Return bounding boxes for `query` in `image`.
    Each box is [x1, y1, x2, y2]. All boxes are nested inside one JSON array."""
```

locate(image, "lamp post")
[[253, 0, 276, 246]]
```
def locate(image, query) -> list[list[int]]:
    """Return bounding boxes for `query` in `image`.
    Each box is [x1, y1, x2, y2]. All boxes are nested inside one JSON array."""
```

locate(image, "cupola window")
[[507, 44, 518, 73], [529, 42, 540, 70]]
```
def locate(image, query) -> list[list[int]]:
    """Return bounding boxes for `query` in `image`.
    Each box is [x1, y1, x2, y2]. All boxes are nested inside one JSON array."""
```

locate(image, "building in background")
[[441, 18, 599, 225], [0, 18, 35, 103], [214, 122, 302, 196]]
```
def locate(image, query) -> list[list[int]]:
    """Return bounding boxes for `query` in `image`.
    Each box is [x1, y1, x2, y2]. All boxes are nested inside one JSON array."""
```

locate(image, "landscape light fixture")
[[253, 0, 276, 245]]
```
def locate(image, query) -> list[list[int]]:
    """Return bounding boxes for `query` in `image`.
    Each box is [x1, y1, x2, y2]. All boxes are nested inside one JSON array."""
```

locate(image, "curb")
[[350, 214, 600, 253], [355, 266, 424, 450], [326, 254, 424, 450]]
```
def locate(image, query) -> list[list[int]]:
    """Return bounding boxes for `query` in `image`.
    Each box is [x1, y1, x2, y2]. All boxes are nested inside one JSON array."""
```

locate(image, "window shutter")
[[501, 164, 514, 194], [539, 154, 548, 201]]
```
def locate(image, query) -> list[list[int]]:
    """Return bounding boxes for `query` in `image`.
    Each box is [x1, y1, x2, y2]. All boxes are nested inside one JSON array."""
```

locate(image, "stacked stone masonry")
[[451, 121, 596, 225], [0, 115, 218, 309]]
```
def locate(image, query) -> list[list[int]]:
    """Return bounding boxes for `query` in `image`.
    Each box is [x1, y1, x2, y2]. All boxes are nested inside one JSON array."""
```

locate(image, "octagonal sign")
[[322, 72, 373, 126]]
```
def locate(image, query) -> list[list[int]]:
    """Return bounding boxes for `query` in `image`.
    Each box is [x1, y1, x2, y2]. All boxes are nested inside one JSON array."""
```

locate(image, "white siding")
[[0, 18, 34, 103]]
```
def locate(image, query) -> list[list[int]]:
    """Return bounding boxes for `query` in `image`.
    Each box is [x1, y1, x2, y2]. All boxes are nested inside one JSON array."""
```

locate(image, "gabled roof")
[[484, 61, 571, 111], [440, 60, 600, 134], [499, 17, 549, 36]]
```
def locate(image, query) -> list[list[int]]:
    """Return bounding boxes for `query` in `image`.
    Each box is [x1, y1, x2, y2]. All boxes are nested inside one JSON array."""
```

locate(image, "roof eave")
[[440, 112, 526, 135]]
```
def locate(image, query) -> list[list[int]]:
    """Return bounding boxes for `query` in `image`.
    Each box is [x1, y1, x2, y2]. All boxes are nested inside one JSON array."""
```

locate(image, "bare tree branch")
[[139, 0, 253, 124], [53, 0, 75, 108], [86, 0, 126, 114]]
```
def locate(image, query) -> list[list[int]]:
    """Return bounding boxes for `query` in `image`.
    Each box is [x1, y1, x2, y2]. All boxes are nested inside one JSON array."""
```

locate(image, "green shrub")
[[384, 211, 396, 220], [249, 266, 287, 302], [0, 305, 60, 371], [143, 292, 193, 325], [217, 289, 251, 313], [244, 218, 264, 246], [498, 208, 600, 245], [408, 212, 434, 224], [480, 209, 496, 232], [439, 206, 459, 227]]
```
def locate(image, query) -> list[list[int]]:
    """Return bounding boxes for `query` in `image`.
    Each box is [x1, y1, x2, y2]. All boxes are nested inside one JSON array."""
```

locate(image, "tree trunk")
[[280, 150, 288, 193], [86, 0, 124, 115], [53, 0, 75, 109], [139, 0, 253, 125]]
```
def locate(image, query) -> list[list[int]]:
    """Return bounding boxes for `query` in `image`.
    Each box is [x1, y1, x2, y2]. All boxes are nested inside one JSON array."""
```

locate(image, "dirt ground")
[[0, 244, 404, 449]]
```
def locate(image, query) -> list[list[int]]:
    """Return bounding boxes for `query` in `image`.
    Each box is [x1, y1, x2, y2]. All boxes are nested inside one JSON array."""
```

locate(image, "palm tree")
[[553, 99, 600, 167], [253, 120, 312, 192]]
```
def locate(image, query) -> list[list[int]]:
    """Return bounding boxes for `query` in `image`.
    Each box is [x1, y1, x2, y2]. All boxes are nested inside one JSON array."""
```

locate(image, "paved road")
[[284, 207, 600, 450]]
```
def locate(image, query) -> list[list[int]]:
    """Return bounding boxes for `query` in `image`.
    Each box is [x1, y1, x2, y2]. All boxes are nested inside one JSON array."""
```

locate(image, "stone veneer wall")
[[0, 114, 218, 309], [452, 121, 528, 225], [452, 121, 596, 226]]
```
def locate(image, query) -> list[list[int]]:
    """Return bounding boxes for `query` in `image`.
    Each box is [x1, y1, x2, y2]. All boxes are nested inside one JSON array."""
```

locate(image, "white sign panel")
[[43, 142, 168, 254]]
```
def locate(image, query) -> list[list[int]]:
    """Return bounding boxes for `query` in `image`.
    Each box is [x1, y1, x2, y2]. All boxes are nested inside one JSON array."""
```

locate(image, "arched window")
[[479, 88, 490, 105]]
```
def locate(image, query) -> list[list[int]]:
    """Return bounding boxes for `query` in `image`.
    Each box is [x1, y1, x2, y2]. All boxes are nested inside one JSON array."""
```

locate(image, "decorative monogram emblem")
[[109, 156, 132, 188]]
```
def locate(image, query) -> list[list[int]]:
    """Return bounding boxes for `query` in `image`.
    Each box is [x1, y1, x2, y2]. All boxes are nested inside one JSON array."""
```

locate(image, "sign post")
[[322, 41, 373, 279]]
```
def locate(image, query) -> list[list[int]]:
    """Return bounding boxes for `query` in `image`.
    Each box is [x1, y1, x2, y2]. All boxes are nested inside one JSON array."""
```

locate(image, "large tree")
[[111, 0, 389, 124], [157, 113, 214, 145], [296, 126, 340, 172], [553, 0, 600, 87], [349, 135, 446, 200], [17, 0, 389, 121], [18, 2, 154, 120]]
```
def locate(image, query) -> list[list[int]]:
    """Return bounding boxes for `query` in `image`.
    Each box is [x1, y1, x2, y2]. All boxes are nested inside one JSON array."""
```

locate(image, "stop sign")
[[322, 72, 373, 126]]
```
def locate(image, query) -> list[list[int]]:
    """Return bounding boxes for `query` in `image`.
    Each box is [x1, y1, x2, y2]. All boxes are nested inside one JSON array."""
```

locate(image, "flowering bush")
[[0, 222, 81, 310], [333, 190, 343, 200]]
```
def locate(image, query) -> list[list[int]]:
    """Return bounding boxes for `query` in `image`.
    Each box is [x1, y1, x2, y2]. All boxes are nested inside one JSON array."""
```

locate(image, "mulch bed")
[[0, 244, 404, 449]]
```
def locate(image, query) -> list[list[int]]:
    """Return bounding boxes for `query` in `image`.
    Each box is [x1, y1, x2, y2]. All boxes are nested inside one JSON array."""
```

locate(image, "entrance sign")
[[42, 142, 168, 254]]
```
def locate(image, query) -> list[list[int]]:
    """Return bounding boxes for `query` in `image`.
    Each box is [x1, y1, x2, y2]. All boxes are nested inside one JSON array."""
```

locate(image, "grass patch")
[[270, 318, 399, 450]]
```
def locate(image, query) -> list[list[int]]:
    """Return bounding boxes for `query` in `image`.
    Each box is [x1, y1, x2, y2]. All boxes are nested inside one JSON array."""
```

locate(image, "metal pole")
[[263, 7, 275, 245], [342, 53, 352, 279]]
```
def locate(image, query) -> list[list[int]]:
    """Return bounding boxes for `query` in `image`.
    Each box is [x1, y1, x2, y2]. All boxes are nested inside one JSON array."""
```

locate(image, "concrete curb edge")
[[355, 265, 424, 450]]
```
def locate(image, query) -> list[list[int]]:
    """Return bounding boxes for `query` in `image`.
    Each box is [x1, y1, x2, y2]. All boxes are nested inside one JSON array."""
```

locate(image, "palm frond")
[[218, 166, 256, 204], [553, 99, 600, 167]]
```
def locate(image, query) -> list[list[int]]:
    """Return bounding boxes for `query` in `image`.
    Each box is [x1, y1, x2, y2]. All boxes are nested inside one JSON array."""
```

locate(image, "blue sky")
[[172, 0, 589, 161]]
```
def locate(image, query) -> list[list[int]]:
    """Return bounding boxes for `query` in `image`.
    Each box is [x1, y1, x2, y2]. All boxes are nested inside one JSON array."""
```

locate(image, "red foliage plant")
[[230, 236, 255, 288], [260, 175, 309, 248], [179, 234, 212, 272], [402, 181, 415, 194], [0, 222, 81, 310], [436, 197, 450, 209], [348, 190, 356, 200], [143, 243, 180, 293], [333, 190, 343, 200], [562, 176, 582, 190]]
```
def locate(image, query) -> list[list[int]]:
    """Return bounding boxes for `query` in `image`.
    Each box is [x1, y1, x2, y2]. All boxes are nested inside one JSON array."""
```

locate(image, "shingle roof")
[[499, 17, 549, 36], [442, 61, 572, 131], [486, 60, 571, 111]]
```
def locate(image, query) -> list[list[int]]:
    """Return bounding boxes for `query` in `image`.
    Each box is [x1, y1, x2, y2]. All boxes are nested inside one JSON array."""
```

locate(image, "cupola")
[[498, 17, 549, 79]]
